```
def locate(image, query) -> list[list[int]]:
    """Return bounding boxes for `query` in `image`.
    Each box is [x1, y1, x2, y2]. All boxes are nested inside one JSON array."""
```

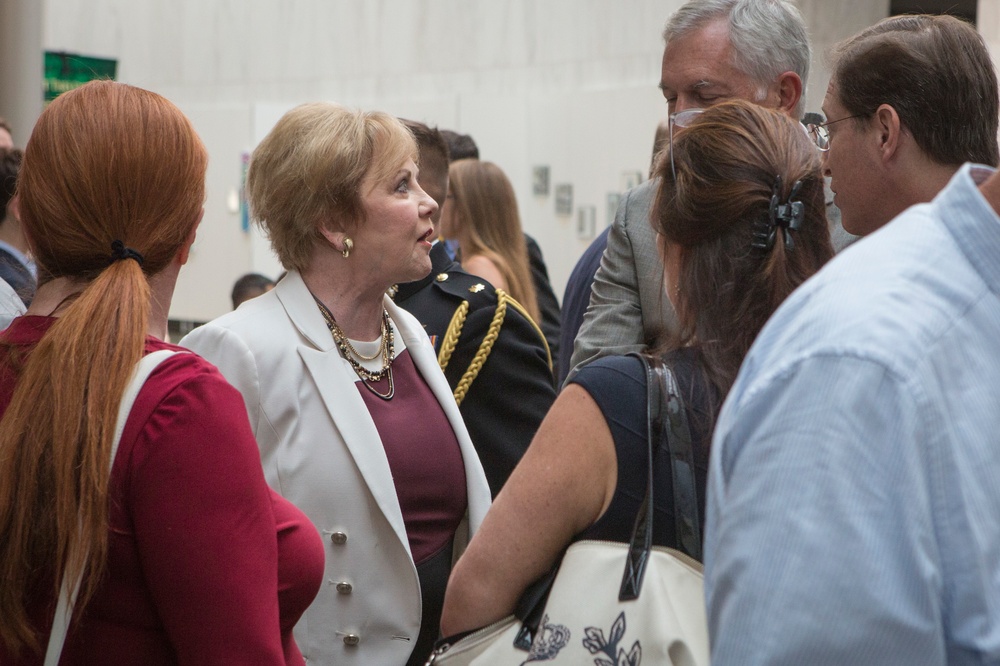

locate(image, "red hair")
[[0, 80, 207, 655]]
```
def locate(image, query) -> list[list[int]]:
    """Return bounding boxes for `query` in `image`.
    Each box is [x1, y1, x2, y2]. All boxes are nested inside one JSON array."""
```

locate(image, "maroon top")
[[0, 316, 324, 666], [356, 348, 467, 565]]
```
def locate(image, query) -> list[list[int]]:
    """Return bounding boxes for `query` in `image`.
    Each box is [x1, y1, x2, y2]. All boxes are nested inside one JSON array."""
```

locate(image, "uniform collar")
[[392, 242, 458, 302]]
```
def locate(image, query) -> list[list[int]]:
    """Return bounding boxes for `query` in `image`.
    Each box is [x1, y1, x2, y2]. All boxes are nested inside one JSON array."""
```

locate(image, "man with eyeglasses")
[[565, 0, 847, 382], [809, 14, 998, 237], [705, 14, 1000, 666]]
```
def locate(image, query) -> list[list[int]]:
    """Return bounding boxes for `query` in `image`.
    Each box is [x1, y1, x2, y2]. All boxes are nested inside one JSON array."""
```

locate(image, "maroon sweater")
[[0, 317, 324, 665]]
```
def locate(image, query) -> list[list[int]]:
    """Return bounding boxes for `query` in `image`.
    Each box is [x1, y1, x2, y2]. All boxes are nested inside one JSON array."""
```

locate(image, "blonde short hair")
[[246, 102, 417, 270]]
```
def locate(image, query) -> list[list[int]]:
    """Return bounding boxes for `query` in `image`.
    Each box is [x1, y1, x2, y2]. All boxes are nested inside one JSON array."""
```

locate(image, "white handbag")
[[43, 350, 179, 666], [427, 355, 709, 666]]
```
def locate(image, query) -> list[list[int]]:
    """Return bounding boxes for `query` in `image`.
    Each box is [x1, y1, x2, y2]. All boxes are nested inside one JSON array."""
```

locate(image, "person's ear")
[[9, 195, 36, 256], [775, 71, 803, 117], [874, 104, 903, 164], [176, 208, 204, 266], [317, 223, 352, 256]]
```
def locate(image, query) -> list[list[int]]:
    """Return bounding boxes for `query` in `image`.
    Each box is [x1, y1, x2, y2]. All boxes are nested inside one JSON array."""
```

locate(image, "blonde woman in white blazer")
[[181, 104, 491, 666]]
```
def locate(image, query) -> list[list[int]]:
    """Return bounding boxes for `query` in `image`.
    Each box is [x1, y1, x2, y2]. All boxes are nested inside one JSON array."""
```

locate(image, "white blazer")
[[181, 270, 491, 666], [0, 278, 25, 330]]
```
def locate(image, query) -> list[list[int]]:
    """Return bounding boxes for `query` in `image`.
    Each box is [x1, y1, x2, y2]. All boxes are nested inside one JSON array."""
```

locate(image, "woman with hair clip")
[[440, 99, 835, 636], [440, 159, 541, 325], [0, 81, 324, 665]]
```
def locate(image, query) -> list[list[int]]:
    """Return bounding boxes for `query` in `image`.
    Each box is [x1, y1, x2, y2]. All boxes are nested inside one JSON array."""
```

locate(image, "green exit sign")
[[44, 51, 117, 102]]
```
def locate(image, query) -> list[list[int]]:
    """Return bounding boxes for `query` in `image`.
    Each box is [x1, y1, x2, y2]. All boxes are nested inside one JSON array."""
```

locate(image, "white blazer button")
[[336, 582, 353, 594], [330, 531, 348, 545], [343, 634, 360, 646]]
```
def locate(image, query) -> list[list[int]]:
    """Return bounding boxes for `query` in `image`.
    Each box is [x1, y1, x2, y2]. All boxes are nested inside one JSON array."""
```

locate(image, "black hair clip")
[[752, 176, 806, 253]]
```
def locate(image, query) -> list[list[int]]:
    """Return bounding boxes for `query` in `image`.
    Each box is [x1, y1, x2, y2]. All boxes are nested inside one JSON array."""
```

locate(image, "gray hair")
[[664, 0, 811, 118]]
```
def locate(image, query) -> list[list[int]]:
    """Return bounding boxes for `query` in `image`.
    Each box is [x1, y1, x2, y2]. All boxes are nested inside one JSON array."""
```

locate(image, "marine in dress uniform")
[[394, 241, 557, 497]]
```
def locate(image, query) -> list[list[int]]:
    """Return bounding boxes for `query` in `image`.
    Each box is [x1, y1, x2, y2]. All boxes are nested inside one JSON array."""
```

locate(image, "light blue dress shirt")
[[706, 164, 1000, 665]]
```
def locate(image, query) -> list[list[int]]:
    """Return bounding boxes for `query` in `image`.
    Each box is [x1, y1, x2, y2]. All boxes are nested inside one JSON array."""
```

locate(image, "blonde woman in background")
[[441, 159, 541, 325]]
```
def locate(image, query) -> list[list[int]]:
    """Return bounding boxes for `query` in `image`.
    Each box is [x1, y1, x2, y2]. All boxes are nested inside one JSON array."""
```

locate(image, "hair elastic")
[[109, 239, 145, 266]]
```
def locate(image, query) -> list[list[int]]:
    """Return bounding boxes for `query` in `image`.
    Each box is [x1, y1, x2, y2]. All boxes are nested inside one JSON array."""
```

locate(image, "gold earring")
[[342, 237, 353, 259]]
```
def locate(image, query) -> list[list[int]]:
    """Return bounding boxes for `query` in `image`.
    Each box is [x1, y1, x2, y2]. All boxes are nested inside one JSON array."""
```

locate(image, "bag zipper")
[[424, 615, 518, 664]]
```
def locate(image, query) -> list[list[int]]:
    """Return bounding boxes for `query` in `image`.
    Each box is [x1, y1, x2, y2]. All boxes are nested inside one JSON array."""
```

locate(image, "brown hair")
[[447, 159, 540, 323], [401, 119, 450, 210], [653, 99, 833, 399], [650, 118, 670, 179], [0, 148, 22, 222], [440, 129, 479, 161], [0, 80, 206, 655], [246, 103, 417, 270], [832, 14, 999, 167]]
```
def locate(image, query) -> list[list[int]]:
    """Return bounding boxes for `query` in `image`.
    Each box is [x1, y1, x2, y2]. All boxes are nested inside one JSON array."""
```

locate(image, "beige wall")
[[27, 1, 1000, 320], [981, 0, 1000, 73], [0, 0, 42, 147], [797, 0, 891, 111]]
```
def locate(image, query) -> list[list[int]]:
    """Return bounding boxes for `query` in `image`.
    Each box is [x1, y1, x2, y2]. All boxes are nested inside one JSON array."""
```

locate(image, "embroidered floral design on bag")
[[520, 614, 571, 664], [582, 611, 642, 666]]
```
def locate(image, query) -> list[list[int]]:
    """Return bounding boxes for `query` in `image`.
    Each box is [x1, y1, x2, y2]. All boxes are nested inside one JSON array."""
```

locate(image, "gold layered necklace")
[[315, 298, 395, 400]]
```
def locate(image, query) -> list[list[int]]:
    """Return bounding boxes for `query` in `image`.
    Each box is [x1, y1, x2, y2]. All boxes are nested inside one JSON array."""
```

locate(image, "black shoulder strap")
[[619, 353, 701, 601], [652, 355, 702, 561], [618, 353, 661, 600], [510, 352, 702, 651]]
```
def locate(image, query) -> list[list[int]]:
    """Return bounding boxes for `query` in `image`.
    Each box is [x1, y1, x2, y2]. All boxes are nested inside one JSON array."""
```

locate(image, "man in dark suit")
[[557, 226, 609, 386], [394, 120, 557, 497], [523, 235, 562, 380], [0, 147, 35, 306]]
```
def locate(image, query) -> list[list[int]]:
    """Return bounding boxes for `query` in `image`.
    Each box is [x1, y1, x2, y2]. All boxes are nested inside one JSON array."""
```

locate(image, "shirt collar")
[[937, 163, 1000, 296]]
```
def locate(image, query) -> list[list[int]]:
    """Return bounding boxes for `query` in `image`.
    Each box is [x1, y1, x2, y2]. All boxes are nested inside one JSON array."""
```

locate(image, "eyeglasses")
[[669, 108, 705, 180], [805, 114, 866, 152]]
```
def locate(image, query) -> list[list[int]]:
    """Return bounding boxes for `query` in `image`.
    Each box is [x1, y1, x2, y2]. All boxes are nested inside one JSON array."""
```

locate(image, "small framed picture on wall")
[[607, 192, 622, 227], [532, 166, 550, 196], [555, 183, 573, 216], [577, 205, 597, 240], [621, 170, 643, 191]]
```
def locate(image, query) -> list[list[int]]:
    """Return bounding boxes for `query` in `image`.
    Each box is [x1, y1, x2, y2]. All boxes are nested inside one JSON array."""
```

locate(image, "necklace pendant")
[[360, 367, 395, 401], [314, 296, 396, 399]]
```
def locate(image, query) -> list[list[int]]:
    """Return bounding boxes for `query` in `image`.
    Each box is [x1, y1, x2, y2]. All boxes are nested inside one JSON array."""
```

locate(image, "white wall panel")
[[173, 102, 255, 320], [40, 0, 898, 321], [797, 0, 891, 111]]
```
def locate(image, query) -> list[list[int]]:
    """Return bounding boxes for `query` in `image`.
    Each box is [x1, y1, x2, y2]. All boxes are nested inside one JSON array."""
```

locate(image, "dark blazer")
[[395, 243, 557, 496], [558, 226, 611, 385], [524, 234, 562, 382], [0, 247, 35, 306]]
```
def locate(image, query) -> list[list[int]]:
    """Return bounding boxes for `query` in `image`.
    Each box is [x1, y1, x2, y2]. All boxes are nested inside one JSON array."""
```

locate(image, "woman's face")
[[353, 157, 438, 286]]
